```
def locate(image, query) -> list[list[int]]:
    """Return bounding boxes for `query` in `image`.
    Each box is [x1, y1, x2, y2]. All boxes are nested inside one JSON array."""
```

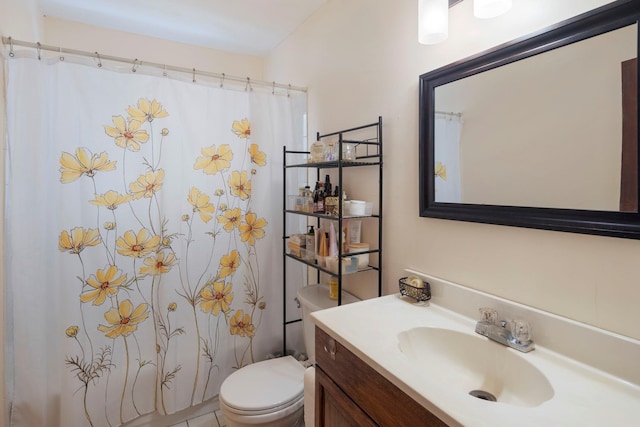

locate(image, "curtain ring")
[[132, 59, 139, 73], [192, 68, 196, 83], [163, 64, 167, 77], [219, 72, 225, 88], [94, 51, 102, 68], [272, 81, 275, 95], [287, 84, 291, 98], [59, 47, 64, 61], [36, 42, 41, 60], [245, 77, 252, 92], [8, 37, 14, 57]]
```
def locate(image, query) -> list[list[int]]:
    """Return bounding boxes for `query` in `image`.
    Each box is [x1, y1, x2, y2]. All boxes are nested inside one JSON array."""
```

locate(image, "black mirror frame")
[[419, 0, 640, 239]]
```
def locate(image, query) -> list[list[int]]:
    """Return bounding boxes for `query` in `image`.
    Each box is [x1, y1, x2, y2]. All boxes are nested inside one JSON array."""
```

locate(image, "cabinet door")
[[316, 327, 449, 427], [315, 365, 378, 427]]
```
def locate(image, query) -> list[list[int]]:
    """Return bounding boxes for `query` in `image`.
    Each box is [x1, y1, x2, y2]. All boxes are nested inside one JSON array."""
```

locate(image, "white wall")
[[265, 0, 640, 341], [39, 17, 264, 79]]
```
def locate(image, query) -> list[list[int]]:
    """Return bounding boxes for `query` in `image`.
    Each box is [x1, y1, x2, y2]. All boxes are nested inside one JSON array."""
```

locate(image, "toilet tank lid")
[[220, 355, 305, 413], [297, 284, 360, 312]]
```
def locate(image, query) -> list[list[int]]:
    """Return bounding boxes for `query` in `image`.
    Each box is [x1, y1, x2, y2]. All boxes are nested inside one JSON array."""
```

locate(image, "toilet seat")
[[220, 355, 305, 416]]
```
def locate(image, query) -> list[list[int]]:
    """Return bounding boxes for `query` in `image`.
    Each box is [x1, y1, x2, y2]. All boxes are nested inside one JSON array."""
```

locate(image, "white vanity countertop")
[[311, 293, 640, 427]]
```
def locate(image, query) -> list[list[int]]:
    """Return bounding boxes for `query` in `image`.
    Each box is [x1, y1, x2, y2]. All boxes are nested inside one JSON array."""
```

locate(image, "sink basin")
[[398, 327, 554, 407]]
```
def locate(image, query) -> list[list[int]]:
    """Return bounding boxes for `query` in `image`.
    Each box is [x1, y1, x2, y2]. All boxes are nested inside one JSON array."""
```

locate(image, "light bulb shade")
[[474, 0, 512, 19], [419, 0, 449, 45]]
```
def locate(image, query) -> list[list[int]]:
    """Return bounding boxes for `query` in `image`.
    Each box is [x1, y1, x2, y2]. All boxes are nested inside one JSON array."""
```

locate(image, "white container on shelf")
[[345, 200, 372, 216], [347, 243, 370, 268], [326, 256, 358, 274]]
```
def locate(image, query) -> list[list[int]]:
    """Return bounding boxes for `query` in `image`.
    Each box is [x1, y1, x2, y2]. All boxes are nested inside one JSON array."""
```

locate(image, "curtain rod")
[[2, 36, 307, 93]]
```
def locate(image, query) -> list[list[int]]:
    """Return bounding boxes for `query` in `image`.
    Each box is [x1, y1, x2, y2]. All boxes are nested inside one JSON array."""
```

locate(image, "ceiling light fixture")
[[418, 0, 512, 45], [418, 0, 449, 45]]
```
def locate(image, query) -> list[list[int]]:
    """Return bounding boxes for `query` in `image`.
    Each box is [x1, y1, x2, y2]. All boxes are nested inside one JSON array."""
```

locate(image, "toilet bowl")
[[219, 284, 360, 427], [219, 356, 306, 427]]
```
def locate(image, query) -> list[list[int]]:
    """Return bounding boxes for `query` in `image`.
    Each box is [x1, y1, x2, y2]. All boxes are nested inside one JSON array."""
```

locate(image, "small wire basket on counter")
[[399, 276, 431, 302]]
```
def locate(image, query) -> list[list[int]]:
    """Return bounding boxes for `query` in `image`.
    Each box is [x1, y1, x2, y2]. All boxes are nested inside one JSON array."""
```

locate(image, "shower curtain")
[[434, 114, 463, 203], [4, 53, 306, 426]]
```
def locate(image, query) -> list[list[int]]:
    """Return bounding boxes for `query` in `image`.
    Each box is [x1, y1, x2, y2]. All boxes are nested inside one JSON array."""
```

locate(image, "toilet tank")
[[296, 284, 360, 363]]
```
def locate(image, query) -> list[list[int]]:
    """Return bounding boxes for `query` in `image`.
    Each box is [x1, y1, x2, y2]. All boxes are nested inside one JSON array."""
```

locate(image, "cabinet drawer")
[[315, 327, 448, 427]]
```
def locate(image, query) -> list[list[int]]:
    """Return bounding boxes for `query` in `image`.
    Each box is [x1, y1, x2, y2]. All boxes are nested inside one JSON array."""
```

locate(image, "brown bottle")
[[315, 182, 325, 213]]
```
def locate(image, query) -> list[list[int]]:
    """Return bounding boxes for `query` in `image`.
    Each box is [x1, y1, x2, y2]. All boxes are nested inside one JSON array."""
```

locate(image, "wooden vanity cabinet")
[[315, 327, 449, 427]]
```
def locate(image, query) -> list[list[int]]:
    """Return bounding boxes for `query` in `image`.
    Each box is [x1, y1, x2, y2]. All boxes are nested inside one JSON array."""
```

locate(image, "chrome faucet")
[[475, 308, 535, 353]]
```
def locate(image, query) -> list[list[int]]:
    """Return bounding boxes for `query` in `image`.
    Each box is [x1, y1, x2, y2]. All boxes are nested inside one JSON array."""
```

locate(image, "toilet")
[[219, 284, 360, 427]]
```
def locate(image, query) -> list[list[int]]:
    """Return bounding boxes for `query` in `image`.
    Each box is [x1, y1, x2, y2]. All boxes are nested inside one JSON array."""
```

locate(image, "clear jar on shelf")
[[324, 141, 338, 161], [343, 143, 355, 161], [309, 140, 325, 162]]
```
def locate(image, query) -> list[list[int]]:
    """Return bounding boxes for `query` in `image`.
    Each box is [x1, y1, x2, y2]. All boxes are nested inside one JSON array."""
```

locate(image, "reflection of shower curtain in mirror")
[[434, 114, 463, 203], [4, 54, 306, 427]]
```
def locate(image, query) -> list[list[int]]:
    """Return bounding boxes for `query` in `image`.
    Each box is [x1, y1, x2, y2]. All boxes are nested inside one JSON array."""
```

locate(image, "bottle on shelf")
[[306, 226, 315, 261], [324, 175, 340, 216], [304, 185, 313, 212], [324, 174, 332, 197], [329, 276, 339, 300], [315, 182, 325, 213], [342, 190, 348, 217], [295, 186, 306, 211], [324, 185, 340, 217], [311, 182, 319, 212]]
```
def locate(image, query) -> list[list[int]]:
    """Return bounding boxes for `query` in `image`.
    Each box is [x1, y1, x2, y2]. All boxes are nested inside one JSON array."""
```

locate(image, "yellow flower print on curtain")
[[116, 229, 161, 258], [139, 251, 177, 276], [199, 281, 233, 316], [90, 190, 131, 209], [127, 98, 169, 123], [231, 118, 251, 138], [80, 265, 127, 305], [193, 144, 233, 175], [248, 144, 266, 166], [187, 187, 215, 223], [230, 310, 255, 337], [217, 207, 242, 232], [218, 249, 240, 278], [129, 169, 165, 200], [58, 100, 270, 425], [58, 227, 101, 254], [228, 170, 251, 200], [98, 299, 149, 338], [239, 212, 267, 246], [59, 148, 116, 183], [434, 161, 447, 181], [104, 115, 150, 151]]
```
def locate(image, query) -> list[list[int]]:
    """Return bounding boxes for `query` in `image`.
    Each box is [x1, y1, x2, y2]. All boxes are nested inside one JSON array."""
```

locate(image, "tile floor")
[[170, 408, 226, 427]]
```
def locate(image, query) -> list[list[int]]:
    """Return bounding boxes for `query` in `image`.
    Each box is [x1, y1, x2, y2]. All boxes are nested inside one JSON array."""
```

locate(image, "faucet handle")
[[479, 307, 498, 325], [510, 319, 532, 344]]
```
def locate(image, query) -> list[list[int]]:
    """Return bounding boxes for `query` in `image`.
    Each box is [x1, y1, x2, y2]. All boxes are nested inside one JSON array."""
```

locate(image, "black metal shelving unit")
[[282, 117, 383, 355]]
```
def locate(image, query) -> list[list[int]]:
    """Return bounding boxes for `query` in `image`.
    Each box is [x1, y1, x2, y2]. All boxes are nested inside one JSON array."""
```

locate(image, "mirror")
[[419, 0, 640, 239]]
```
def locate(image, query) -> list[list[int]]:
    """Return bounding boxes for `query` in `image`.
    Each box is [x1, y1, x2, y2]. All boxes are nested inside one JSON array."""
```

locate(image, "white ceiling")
[[35, 0, 327, 56]]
